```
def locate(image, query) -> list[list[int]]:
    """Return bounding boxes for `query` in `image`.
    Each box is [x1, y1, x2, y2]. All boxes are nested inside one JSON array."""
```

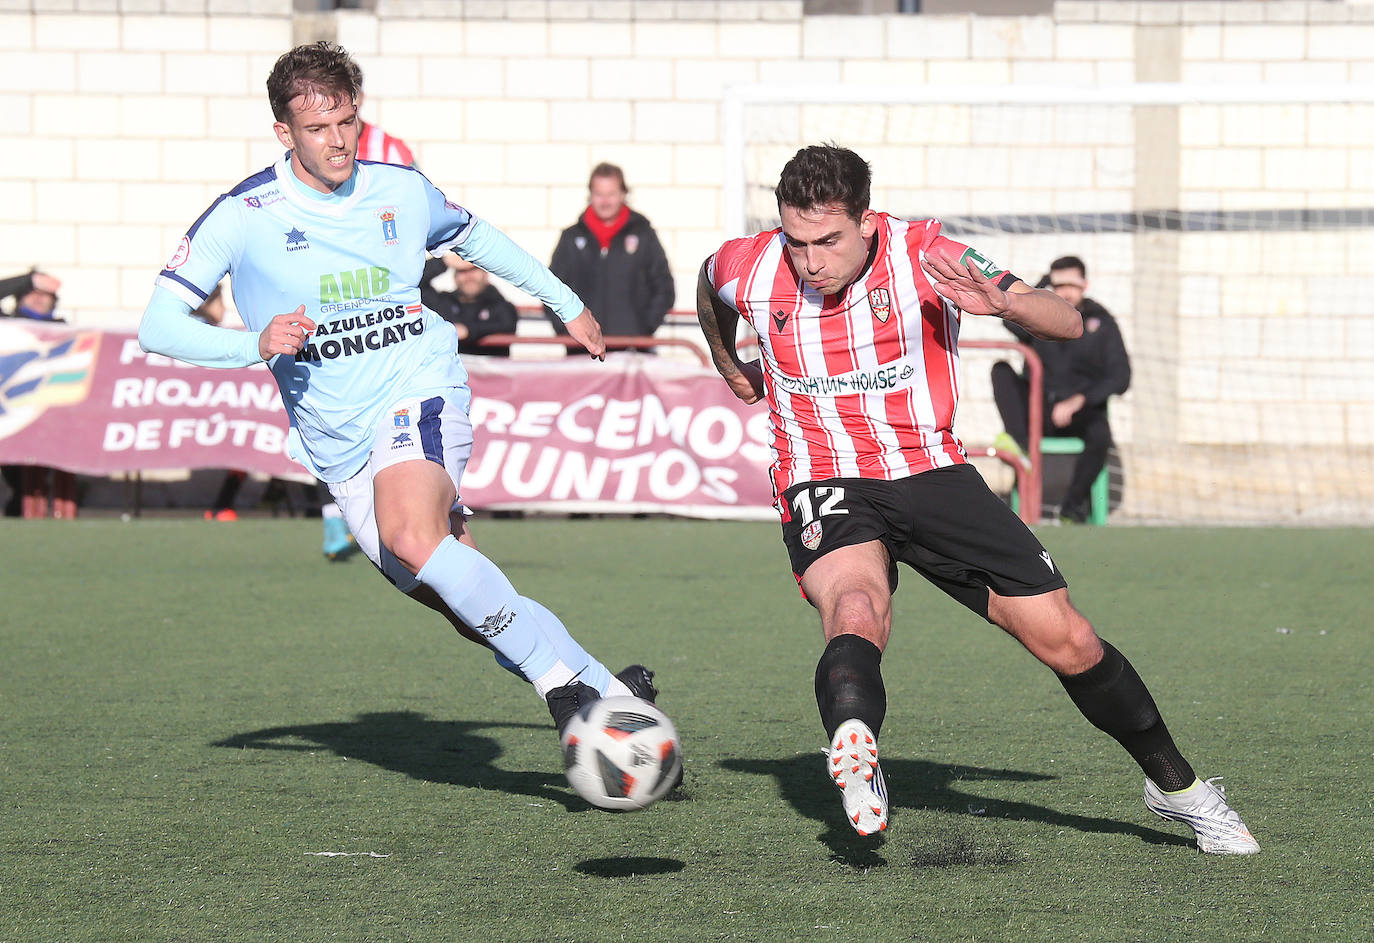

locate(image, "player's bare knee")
[[382, 527, 442, 576], [822, 587, 889, 645]]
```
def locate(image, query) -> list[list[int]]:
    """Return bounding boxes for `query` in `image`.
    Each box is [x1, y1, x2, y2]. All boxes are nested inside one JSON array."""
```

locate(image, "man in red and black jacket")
[[544, 163, 675, 352]]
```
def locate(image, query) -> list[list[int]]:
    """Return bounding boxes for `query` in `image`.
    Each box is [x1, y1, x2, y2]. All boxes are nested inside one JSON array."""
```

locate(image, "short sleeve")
[[708, 236, 763, 312]]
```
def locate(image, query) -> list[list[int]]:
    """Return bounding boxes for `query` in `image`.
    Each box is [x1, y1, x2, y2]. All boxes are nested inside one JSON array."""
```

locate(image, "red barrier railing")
[[475, 333, 709, 365]]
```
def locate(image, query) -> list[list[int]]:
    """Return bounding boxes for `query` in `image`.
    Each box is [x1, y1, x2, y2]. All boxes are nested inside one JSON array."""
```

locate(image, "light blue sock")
[[490, 599, 615, 695], [415, 536, 558, 682], [520, 597, 615, 695]]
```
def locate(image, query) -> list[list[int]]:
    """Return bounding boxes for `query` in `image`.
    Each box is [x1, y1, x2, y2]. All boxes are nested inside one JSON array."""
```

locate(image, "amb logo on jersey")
[[319, 267, 391, 304]]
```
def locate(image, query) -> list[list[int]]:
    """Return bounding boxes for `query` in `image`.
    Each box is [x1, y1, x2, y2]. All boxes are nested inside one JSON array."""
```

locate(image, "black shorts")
[[779, 464, 1068, 621]]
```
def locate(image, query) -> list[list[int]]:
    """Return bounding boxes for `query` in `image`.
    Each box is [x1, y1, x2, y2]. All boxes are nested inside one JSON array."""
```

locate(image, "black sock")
[[815, 634, 886, 740], [1057, 640, 1195, 791]]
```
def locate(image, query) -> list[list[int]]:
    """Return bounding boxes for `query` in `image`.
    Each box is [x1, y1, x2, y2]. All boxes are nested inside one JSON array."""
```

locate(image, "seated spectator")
[[2, 270, 64, 516], [544, 162, 674, 353], [990, 255, 1130, 523], [420, 254, 519, 357]]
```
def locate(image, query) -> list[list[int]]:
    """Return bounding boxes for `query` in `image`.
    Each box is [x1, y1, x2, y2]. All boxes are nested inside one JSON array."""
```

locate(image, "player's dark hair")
[[775, 144, 871, 222], [1050, 255, 1087, 279], [588, 162, 628, 193], [266, 41, 359, 123]]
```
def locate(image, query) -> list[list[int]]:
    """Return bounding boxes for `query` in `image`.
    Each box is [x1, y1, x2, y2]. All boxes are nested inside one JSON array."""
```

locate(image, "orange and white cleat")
[[826, 718, 888, 836]]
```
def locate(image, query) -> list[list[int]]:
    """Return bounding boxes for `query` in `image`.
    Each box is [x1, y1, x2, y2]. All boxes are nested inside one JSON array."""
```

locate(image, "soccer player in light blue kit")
[[139, 42, 655, 752]]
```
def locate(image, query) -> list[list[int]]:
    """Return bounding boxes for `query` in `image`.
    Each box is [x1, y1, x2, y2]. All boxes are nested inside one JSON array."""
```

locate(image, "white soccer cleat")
[[1143, 776, 1260, 855], [826, 719, 888, 836]]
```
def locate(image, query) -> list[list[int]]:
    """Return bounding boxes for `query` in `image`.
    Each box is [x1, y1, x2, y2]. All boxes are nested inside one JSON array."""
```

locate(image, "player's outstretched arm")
[[140, 285, 264, 368], [921, 248, 1081, 341], [696, 260, 763, 405], [563, 307, 606, 361]]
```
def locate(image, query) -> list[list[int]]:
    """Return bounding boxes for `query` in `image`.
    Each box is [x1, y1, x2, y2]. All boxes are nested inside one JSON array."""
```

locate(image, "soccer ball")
[[560, 696, 682, 811]]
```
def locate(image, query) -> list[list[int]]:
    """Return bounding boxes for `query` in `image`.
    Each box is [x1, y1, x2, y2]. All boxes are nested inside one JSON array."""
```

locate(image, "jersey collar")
[[275, 151, 371, 218]]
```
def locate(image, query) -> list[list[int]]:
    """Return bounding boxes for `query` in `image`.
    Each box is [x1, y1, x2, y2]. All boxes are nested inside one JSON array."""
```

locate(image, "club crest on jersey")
[[393, 408, 411, 428], [377, 207, 399, 246], [801, 521, 823, 551], [868, 287, 891, 323], [284, 227, 310, 252]]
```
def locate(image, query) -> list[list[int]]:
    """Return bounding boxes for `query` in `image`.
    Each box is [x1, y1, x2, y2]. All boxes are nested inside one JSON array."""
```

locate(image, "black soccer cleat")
[[614, 664, 658, 703], [546, 681, 601, 738], [614, 664, 683, 792]]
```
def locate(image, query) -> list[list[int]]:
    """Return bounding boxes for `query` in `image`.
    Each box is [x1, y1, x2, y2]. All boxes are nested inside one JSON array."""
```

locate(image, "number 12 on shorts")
[[792, 485, 849, 526]]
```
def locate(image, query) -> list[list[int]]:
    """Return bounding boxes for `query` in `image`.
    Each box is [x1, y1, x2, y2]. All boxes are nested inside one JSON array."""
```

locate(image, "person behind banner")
[[543, 162, 675, 354], [137, 41, 667, 771], [694, 144, 1257, 854], [2, 269, 66, 516], [420, 254, 519, 357]]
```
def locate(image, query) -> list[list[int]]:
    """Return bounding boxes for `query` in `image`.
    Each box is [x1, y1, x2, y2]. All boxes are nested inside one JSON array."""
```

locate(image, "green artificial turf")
[[1, 518, 1369, 942]]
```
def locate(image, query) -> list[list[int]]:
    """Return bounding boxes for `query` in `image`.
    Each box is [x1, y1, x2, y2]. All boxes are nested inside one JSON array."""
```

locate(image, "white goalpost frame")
[[718, 83, 1374, 524], [722, 82, 1374, 238]]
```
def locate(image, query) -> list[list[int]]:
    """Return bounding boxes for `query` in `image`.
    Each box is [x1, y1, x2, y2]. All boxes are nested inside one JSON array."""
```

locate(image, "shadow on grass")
[[722, 753, 1190, 867], [574, 856, 686, 878], [213, 711, 585, 811]]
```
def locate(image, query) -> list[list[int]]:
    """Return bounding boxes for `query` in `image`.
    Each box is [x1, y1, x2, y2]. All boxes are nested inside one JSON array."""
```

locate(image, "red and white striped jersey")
[[357, 121, 416, 167], [708, 213, 1008, 505]]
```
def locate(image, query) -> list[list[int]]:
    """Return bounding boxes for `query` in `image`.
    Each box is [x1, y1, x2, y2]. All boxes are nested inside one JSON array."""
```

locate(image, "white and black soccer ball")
[[560, 696, 682, 811]]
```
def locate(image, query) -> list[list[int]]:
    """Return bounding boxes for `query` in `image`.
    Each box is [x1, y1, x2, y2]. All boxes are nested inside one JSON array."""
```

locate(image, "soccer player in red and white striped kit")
[[697, 145, 1257, 854]]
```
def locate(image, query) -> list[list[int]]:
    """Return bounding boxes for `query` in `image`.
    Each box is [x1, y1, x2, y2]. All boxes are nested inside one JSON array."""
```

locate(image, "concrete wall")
[[4, 0, 1372, 520]]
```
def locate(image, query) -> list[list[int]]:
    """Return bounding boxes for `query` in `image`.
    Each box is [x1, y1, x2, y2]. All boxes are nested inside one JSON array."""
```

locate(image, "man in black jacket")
[[544, 163, 674, 352], [990, 256, 1131, 523], [421, 255, 519, 357]]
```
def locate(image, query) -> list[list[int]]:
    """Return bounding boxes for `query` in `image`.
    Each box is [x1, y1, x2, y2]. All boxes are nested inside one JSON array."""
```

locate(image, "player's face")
[[1050, 269, 1086, 308], [588, 175, 627, 222], [274, 92, 359, 194], [779, 202, 878, 296]]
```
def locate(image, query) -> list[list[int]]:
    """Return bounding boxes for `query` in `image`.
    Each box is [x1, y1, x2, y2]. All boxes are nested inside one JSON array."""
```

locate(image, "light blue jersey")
[[144, 152, 583, 481]]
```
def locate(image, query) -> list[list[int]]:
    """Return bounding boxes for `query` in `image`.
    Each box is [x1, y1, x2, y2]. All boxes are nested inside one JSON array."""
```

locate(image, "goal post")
[[722, 83, 1374, 525]]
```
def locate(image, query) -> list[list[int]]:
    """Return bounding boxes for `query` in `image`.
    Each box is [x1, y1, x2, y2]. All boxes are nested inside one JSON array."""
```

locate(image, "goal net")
[[723, 84, 1374, 525]]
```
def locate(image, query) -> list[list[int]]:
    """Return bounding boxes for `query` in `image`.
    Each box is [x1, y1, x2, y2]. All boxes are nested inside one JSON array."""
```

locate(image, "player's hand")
[[565, 308, 605, 361], [722, 359, 765, 405], [919, 248, 1010, 316], [258, 306, 316, 360], [1051, 393, 1086, 428]]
